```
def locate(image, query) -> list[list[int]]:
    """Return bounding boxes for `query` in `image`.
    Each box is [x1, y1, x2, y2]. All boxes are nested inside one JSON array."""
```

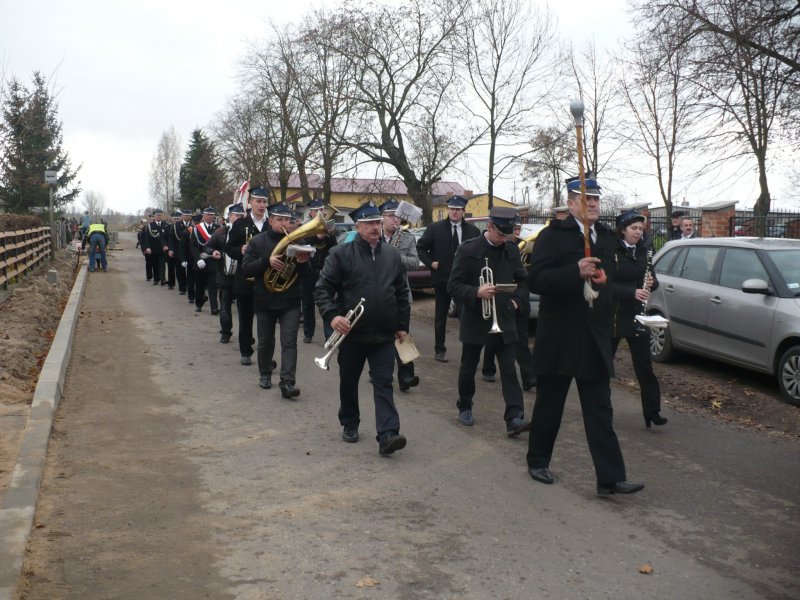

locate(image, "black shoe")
[[160, 282, 167, 286], [458, 409, 475, 426], [523, 380, 537, 391], [271, 360, 277, 370], [146, 277, 152, 281], [398, 375, 419, 391], [506, 416, 530, 437], [188, 297, 195, 303], [195, 306, 202, 312], [168, 286, 174, 290], [378, 432, 407, 455], [528, 467, 554, 484], [644, 412, 668, 429], [220, 334, 231, 344], [259, 375, 272, 389], [303, 336, 312, 343], [597, 481, 645, 496], [179, 290, 186, 295], [342, 426, 359, 443], [153, 280, 160, 286], [434, 352, 447, 363], [280, 383, 300, 399], [482, 373, 496, 383], [211, 309, 220, 315], [241, 355, 252, 366]]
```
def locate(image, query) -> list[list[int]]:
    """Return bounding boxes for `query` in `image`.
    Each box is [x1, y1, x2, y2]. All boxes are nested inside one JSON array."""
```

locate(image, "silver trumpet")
[[314, 297, 366, 370], [479, 258, 503, 334]]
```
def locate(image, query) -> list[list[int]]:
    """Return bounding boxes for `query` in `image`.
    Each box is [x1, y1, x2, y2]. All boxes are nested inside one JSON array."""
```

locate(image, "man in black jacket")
[[300, 198, 337, 344], [447, 207, 530, 436], [241, 202, 311, 398], [225, 187, 270, 365], [205, 203, 246, 344], [314, 200, 411, 455], [416, 195, 481, 363], [168, 209, 192, 295], [141, 208, 169, 285], [190, 207, 220, 313], [526, 176, 644, 497]]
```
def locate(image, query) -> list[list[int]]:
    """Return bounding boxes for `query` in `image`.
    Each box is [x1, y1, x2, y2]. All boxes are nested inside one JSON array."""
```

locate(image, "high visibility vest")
[[87, 223, 106, 236]]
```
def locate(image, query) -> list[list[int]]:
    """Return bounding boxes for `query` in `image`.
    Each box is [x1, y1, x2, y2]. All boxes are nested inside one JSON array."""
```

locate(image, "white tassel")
[[583, 279, 599, 307]]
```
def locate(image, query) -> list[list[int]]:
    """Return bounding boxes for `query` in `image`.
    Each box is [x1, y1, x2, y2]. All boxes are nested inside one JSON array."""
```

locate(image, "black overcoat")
[[611, 239, 660, 339], [447, 234, 529, 346], [417, 218, 481, 286], [241, 228, 308, 311], [224, 216, 261, 295], [527, 215, 616, 380]]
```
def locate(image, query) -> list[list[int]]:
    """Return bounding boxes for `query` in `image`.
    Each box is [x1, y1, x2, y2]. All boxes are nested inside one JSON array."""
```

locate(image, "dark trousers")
[[186, 266, 196, 301], [194, 271, 218, 311], [482, 314, 535, 386], [175, 261, 187, 293], [218, 284, 234, 336], [236, 287, 255, 357], [337, 339, 399, 439], [145, 253, 163, 281], [256, 306, 300, 384], [433, 284, 452, 354], [165, 254, 176, 288], [302, 270, 333, 341], [395, 323, 415, 383], [612, 335, 661, 417], [527, 374, 627, 485], [458, 340, 524, 422]]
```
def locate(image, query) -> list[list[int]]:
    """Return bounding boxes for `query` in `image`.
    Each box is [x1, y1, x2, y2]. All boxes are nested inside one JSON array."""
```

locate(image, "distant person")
[[80, 211, 92, 238], [667, 210, 684, 241], [84, 222, 108, 272], [680, 217, 697, 239], [416, 195, 481, 363]]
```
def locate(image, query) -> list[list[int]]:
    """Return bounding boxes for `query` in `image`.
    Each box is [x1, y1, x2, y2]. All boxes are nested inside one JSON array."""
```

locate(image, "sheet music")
[[395, 335, 421, 364], [286, 244, 316, 258]]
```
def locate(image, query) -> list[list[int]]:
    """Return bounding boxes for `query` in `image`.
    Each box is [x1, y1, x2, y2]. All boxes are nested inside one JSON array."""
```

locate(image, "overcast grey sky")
[[2, 0, 793, 214]]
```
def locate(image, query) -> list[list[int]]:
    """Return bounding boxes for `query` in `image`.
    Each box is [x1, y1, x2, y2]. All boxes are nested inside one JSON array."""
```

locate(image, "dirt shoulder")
[[0, 254, 78, 498]]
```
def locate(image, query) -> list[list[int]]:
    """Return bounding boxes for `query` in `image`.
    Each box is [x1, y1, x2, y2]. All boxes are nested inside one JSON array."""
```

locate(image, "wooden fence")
[[0, 227, 51, 290]]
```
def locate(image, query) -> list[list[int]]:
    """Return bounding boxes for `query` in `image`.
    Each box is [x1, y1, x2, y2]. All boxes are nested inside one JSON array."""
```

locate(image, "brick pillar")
[[699, 202, 736, 238]]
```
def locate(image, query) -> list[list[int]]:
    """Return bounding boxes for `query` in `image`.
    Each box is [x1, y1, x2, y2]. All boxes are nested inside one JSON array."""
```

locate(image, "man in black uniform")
[[163, 211, 181, 289], [169, 209, 192, 295], [301, 199, 337, 344], [481, 214, 536, 390], [190, 207, 220, 313], [226, 188, 270, 365], [205, 203, 246, 343], [241, 202, 311, 398], [141, 208, 169, 285], [181, 213, 200, 304], [668, 210, 685, 241], [417, 195, 481, 363], [314, 200, 411, 455], [137, 215, 152, 281], [526, 176, 644, 496], [448, 207, 530, 435]]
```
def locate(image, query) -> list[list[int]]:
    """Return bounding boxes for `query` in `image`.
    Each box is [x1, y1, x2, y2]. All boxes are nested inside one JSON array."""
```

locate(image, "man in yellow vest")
[[84, 222, 109, 272]]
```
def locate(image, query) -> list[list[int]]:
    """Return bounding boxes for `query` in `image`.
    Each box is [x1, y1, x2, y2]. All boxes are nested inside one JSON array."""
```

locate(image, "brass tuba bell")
[[263, 212, 329, 292]]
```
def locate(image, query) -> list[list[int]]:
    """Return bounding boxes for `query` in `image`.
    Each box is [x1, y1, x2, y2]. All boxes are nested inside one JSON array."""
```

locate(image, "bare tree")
[[523, 125, 573, 209], [618, 31, 711, 214], [82, 190, 105, 215], [148, 126, 182, 212], [462, 0, 559, 208], [330, 0, 477, 223]]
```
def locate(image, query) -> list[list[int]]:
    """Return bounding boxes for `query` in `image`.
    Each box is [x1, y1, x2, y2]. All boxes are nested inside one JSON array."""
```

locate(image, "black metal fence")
[[729, 210, 800, 238]]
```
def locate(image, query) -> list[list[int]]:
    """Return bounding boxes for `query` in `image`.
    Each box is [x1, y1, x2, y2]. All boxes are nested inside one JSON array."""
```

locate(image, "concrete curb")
[[0, 262, 88, 600]]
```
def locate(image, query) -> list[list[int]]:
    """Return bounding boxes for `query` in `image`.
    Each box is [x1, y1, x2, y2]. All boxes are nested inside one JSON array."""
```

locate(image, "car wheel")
[[777, 346, 800, 407], [649, 318, 676, 362]]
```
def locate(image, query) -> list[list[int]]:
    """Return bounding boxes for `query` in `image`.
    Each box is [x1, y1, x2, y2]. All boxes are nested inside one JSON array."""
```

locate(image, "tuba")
[[263, 212, 329, 292]]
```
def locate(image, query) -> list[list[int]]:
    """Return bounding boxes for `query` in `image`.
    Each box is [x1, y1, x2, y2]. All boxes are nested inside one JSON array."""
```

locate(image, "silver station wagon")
[[646, 237, 800, 405]]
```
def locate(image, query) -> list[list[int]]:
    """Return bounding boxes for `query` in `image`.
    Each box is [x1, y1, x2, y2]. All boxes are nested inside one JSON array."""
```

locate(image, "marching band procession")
[[133, 163, 660, 497]]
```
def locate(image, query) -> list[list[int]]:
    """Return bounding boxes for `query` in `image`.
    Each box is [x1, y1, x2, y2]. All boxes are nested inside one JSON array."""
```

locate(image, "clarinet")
[[635, 248, 654, 333]]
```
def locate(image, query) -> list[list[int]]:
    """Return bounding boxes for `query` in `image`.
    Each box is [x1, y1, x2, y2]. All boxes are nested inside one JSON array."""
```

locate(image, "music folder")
[[395, 335, 420, 364]]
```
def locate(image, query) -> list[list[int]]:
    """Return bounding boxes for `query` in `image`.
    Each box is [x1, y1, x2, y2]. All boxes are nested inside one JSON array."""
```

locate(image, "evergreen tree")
[[0, 72, 81, 213], [179, 128, 225, 212]]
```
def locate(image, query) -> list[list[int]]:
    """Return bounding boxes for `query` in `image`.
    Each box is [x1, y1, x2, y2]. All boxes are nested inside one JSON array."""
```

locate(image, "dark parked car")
[[646, 237, 800, 405]]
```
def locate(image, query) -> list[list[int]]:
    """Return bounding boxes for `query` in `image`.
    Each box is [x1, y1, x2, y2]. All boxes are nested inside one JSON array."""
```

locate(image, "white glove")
[[181, 261, 188, 268], [196, 259, 206, 269]]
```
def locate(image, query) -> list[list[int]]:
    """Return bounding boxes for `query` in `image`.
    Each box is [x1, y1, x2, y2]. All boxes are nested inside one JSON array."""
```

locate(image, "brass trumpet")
[[314, 298, 366, 370], [479, 259, 503, 334]]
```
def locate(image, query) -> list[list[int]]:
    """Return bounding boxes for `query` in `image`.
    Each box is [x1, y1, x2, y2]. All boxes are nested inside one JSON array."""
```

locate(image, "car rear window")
[[679, 247, 721, 283], [719, 248, 769, 289]]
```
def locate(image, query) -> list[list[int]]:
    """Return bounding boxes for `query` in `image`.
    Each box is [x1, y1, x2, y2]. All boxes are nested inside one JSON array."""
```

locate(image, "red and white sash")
[[195, 222, 212, 243]]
